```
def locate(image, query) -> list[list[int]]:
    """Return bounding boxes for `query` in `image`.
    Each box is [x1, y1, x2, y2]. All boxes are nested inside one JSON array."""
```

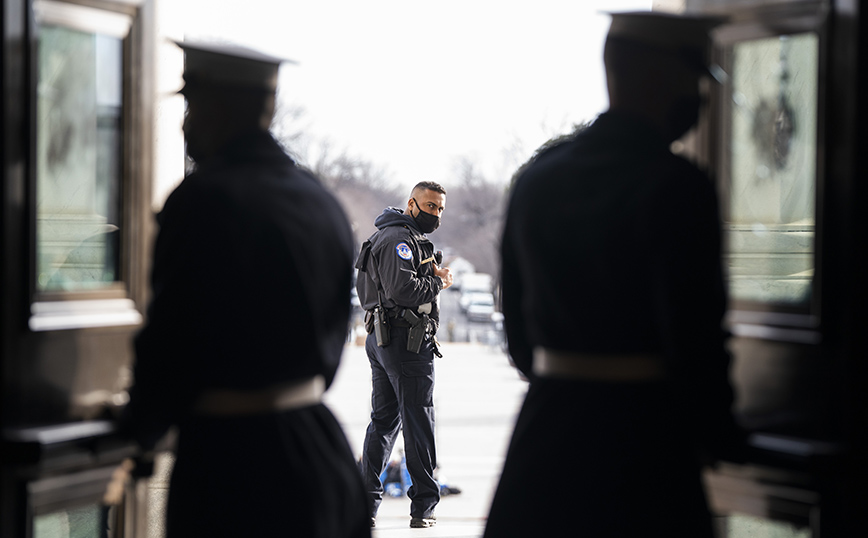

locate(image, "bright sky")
[[179, 0, 651, 189]]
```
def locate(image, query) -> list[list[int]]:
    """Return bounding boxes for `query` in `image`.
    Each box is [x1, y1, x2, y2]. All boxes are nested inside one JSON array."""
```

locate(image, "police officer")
[[120, 41, 370, 538], [356, 181, 453, 529], [484, 12, 745, 538]]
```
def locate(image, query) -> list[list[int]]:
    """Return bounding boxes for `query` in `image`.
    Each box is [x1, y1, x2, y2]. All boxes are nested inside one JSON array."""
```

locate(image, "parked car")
[[460, 291, 491, 313], [458, 272, 492, 295], [466, 293, 496, 322]]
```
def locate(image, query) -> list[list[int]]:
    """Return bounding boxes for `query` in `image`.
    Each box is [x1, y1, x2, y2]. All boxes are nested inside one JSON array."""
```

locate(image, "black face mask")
[[411, 198, 440, 234]]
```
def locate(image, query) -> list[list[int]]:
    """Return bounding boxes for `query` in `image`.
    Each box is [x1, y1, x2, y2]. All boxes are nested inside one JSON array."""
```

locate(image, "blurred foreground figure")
[[120, 41, 370, 538], [485, 12, 745, 538]]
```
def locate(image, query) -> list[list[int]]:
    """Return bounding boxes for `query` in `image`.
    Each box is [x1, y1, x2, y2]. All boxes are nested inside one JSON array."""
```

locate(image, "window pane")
[[724, 34, 818, 306], [720, 514, 811, 538], [36, 25, 123, 292], [33, 505, 107, 538]]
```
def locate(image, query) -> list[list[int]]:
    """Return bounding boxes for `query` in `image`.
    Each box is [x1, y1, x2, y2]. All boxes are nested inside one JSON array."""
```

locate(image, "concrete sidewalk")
[[324, 342, 528, 538]]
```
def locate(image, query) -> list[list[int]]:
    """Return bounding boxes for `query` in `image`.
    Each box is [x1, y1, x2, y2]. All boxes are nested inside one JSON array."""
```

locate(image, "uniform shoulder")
[[662, 152, 714, 190], [289, 162, 323, 186], [162, 171, 223, 212], [511, 127, 586, 185], [373, 223, 413, 246]]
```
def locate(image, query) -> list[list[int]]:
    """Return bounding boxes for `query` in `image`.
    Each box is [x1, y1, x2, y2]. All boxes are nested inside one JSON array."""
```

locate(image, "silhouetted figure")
[[355, 182, 453, 528], [120, 41, 370, 538], [484, 12, 745, 538]]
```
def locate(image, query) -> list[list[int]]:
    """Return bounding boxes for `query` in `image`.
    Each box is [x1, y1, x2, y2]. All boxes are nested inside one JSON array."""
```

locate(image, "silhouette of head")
[[603, 12, 725, 142], [176, 41, 295, 162]]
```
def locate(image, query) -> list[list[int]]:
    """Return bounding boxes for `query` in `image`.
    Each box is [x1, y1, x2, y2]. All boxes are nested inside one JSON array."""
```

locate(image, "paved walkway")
[[324, 342, 528, 538]]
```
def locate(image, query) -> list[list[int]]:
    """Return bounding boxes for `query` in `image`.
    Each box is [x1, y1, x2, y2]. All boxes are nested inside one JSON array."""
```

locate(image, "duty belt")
[[386, 309, 412, 327], [193, 375, 325, 416], [533, 348, 665, 382]]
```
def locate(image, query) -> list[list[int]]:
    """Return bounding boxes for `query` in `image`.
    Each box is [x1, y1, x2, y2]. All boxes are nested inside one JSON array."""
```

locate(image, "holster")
[[364, 310, 375, 334], [402, 309, 428, 354]]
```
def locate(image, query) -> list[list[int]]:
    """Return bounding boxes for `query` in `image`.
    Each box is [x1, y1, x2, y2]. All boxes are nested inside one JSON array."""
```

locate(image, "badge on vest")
[[396, 242, 413, 260]]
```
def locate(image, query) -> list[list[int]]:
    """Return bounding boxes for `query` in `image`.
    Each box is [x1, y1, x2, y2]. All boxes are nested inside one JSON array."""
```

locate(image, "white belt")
[[533, 348, 665, 382], [193, 375, 325, 416]]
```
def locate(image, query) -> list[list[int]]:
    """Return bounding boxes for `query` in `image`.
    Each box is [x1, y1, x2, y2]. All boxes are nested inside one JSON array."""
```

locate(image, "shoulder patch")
[[395, 242, 413, 261]]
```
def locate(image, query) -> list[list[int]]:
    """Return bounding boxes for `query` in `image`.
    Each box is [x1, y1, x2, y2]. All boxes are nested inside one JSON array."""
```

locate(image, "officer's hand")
[[434, 264, 454, 290]]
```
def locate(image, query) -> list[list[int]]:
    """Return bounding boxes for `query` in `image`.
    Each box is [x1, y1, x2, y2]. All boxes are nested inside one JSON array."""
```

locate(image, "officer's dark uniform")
[[484, 14, 744, 538], [485, 112, 740, 537], [120, 42, 370, 538], [356, 207, 442, 521]]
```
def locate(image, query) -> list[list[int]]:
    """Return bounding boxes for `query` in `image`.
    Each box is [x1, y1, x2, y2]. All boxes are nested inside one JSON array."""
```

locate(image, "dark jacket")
[[356, 208, 442, 324], [501, 110, 742, 459], [122, 130, 355, 450]]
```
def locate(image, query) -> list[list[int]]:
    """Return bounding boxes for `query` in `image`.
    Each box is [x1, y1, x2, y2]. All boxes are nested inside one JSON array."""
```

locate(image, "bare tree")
[[271, 101, 401, 248], [271, 100, 312, 164], [431, 157, 508, 276], [435, 121, 593, 277]]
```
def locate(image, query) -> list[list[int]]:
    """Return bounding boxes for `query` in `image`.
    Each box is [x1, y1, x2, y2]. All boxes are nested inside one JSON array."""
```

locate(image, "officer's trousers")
[[360, 327, 439, 519], [168, 404, 371, 538], [484, 378, 712, 538]]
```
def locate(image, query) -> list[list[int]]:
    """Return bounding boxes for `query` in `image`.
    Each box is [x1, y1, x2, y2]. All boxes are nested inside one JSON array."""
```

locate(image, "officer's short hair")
[[413, 181, 446, 196]]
